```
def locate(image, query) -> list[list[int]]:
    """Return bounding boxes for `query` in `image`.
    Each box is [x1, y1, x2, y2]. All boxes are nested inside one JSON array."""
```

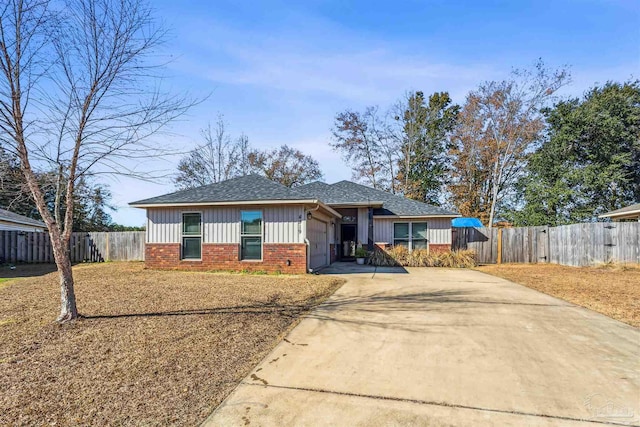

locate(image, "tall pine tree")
[[397, 91, 459, 205]]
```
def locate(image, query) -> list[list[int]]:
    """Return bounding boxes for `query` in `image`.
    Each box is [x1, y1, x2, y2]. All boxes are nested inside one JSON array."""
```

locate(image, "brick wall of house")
[[145, 243, 307, 274]]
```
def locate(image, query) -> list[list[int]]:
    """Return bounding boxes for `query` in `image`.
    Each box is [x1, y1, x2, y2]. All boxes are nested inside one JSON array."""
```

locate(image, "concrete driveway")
[[204, 264, 640, 426]]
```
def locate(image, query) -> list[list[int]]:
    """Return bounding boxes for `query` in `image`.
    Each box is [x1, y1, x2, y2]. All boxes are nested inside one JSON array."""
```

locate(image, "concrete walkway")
[[204, 264, 640, 426]]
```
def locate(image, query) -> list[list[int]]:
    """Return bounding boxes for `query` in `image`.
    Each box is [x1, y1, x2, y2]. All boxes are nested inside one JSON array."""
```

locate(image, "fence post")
[[497, 228, 503, 264], [106, 232, 110, 262]]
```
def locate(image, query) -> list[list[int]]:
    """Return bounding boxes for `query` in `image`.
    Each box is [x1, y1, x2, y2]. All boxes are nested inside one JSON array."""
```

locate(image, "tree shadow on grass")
[[82, 289, 471, 330], [83, 303, 307, 320], [81, 289, 566, 333], [0, 263, 57, 279]]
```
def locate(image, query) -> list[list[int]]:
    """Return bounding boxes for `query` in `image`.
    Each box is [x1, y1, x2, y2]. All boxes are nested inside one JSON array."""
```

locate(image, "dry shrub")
[[439, 250, 476, 268], [594, 260, 640, 272], [368, 247, 476, 268]]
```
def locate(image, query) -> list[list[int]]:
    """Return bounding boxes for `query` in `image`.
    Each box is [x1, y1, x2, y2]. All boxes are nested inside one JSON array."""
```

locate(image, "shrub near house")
[[369, 246, 477, 268]]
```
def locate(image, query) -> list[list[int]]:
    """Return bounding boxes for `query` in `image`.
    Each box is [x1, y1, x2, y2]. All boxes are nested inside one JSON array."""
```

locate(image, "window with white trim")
[[241, 211, 263, 260], [393, 222, 428, 251], [181, 212, 202, 260]]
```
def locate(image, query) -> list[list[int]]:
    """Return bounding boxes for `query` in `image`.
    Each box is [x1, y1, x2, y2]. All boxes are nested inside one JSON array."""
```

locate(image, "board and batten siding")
[[263, 205, 305, 244], [147, 205, 305, 244], [204, 207, 240, 243], [373, 217, 453, 245], [147, 208, 181, 243]]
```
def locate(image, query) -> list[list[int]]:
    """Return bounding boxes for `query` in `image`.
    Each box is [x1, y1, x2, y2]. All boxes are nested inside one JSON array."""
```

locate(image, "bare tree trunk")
[[488, 159, 501, 228], [488, 189, 497, 227], [52, 239, 78, 321]]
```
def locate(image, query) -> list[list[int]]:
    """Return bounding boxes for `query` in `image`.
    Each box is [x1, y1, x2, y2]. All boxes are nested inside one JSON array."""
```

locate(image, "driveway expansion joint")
[[240, 382, 638, 427]]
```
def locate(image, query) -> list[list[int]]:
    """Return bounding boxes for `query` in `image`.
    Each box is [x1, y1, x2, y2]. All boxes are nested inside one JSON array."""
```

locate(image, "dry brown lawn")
[[0, 262, 344, 426], [477, 263, 640, 327]]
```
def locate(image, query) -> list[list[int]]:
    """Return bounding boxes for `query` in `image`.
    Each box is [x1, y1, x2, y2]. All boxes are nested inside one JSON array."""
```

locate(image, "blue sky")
[[112, 0, 639, 225]]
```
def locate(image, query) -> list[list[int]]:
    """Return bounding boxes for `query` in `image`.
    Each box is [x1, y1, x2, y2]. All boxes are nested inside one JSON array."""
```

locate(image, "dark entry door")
[[341, 224, 357, 259]]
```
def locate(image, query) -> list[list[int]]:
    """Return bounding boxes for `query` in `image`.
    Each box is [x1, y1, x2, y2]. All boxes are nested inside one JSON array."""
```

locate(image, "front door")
[[341, 224, 357, 260]]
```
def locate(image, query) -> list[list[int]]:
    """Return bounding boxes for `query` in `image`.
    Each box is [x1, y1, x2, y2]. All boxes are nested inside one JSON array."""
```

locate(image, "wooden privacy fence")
[[0, 231, 145, 263], [452, 222, 640, 266]]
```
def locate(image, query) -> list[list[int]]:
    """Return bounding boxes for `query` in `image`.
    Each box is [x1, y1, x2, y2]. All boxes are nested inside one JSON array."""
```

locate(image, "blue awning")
[[452, 217, 484, 227]]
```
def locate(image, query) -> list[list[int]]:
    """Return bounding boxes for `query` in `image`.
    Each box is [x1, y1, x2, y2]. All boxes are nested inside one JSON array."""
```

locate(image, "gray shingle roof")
[[0, 208, 47, 228], [130, 175, 314, 205], [130, 175, 460, 217], [296, 181, 459, 216]]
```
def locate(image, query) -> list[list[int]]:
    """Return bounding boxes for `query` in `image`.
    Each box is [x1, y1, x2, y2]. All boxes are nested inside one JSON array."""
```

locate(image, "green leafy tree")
[[396, 91, 459, 205], [70, 179, 115, 232], [331, 92, 457, 198], [108, 224, 145, 231], [511, 80, 640, 225]]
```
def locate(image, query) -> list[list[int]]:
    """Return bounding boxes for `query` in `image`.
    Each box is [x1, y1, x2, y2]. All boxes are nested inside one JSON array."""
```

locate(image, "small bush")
[[368, 246, 476, 268], [355, 247, 369, 258]]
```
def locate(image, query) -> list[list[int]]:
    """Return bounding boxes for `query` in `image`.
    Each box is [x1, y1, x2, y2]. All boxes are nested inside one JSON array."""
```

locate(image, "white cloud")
[[174, 31, 498, 107]]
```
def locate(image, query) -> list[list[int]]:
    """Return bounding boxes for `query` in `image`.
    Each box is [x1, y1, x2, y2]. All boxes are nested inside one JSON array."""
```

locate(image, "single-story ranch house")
[[130, 175, 460, 273]]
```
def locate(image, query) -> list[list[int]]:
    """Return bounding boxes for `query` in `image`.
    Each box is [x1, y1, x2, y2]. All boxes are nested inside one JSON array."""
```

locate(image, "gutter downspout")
[[304, 237, 311, 273], [304, 204, 321, 273]]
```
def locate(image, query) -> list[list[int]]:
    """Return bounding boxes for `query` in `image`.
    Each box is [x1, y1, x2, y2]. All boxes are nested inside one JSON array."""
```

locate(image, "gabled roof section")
[[0, 208, 47, 228], [297, 180, 459, 217], [130, 175, 459, 217], [130, 174, 315, 206], [294, 181, 331, 194]]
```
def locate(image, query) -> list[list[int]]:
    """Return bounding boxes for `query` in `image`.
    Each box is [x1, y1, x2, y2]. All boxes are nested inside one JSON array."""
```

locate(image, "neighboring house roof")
[[452, 217, 484, 227], [296, 180, 459, 217], [598, 203, 640, 220], [0, 208, 47, 228], [130, 175, 460, 218]]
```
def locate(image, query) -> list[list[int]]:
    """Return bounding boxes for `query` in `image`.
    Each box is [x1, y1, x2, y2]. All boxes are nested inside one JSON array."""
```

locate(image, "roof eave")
[[0, 217, 47, 228], [313, 203, 342, 219], [326, 201, 385, 208], [373, 213, 462, 219], [130, 199, 322, 209], [598, 209, 640, 219]]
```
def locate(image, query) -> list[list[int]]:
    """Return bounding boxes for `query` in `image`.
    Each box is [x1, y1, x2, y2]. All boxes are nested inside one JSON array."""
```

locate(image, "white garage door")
[[308, 218, 328, 270]]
